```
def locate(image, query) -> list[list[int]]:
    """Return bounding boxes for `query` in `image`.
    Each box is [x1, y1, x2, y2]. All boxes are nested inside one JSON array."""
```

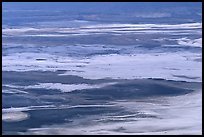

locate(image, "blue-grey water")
[[2, 2, 202, 135]]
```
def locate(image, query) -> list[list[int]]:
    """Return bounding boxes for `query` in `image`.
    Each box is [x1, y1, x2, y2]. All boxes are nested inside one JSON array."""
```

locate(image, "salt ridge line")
[[2, 22, 202, 35], [3, 30, 201, 37], [2, 104, 116, 113]]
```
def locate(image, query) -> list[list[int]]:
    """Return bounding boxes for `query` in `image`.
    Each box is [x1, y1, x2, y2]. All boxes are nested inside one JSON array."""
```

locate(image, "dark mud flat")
[[2, 71, 201, 135]]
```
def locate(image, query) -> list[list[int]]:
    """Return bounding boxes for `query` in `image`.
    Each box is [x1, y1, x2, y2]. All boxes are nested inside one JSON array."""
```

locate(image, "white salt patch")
[[61, 52, 202, 82], [2, 112, 29, 122], [2, 51, 202, 82], [177, 38, 202, 48]]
